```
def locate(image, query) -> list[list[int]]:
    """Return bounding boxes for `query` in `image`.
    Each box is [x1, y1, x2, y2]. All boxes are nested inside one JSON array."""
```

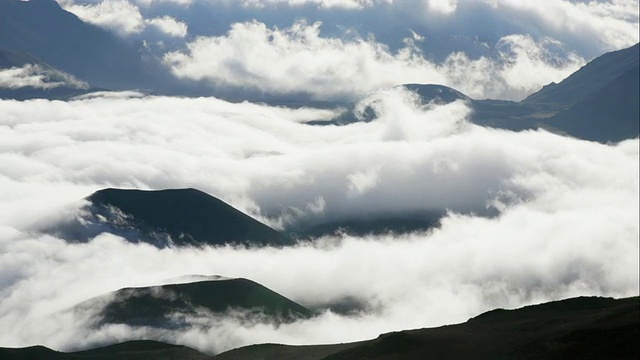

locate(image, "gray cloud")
[[0, 92, 637, 353]]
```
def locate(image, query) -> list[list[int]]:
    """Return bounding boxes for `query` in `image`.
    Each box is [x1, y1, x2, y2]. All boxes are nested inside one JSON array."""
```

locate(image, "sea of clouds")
[[1, 0, 638, 355], [0, 88, 638, 354]]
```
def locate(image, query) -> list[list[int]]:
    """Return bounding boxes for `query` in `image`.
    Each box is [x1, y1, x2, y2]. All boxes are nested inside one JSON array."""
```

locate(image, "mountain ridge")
[[0, 0, 161, 91], [73, 277, 313, 328], [2, 295, 637, 359], [319, 43, 639, 143], [50, 188, 293, 248]]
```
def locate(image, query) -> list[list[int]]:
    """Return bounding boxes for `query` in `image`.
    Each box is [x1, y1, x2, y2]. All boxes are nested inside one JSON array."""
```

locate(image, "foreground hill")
[[74, 277, 312, 328], [0, 341, 209, 360], [214, 296, 640, 360], [2, 296, 636, 359], [54, 188, 292, 248]]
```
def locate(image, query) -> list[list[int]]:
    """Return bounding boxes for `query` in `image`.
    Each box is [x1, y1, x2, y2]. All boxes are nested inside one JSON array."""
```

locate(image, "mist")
[[0, 90, 637, 354]]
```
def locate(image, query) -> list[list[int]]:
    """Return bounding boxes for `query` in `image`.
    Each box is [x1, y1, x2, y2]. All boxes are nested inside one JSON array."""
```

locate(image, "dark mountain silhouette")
[[0, 341, 209, 360], [74, 277, 312, 328], [290, 210, 444, 239], [325, 44, 639, 143], [213, 296, 640, 360], [2, 296, 637, 359], [404, 83, 473, 104], [54, 188, 292, 248], [474, 43, 639, 142], [0, 0, 165, 91], [522, 43, 639, 105]]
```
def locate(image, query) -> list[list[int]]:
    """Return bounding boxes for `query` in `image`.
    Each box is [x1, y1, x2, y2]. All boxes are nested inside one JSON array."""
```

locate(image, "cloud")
[[0, 65, 89, 90], [0, 91, 637, 353], [55, 0, 637, 99], [135, 0, 193, 6], [58, 0, 638, 55], [165, 20, 582, 100], [426, 0, 458, 15], [145, 15, 188, 37], [57, 0, 146, 36], [491, 0, 640, 52], [240, 0, 392, 9]]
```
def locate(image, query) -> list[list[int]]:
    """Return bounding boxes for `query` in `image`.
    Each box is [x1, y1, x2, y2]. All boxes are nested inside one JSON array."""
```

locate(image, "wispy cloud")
[[0, 65, 89, 90]]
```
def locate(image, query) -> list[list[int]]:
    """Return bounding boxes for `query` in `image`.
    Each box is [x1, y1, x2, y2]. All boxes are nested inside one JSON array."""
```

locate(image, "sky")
[[0, 0, 639, 356], [51, 0, 640, 100]]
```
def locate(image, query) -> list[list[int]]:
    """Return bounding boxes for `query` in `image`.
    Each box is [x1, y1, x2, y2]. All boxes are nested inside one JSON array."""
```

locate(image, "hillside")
[[2, 296, 636, 359], [0, 341, 209, 360], [327, 43, 639, 143], [75, 277, 312, 328], [0, 0, 160, 91], [473, 43, 639, 142], [214, 296, 640, 360], [54, 188, 293, 248], [0, 48, 97, 100]]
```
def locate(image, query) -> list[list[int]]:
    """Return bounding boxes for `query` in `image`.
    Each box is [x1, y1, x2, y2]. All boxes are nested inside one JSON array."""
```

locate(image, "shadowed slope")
[[0, 48, 97, 100], [2, 296, 637, 359], [473, 43, 639, 142], [76, 278, 312, 327], [0, 341, 209, 360], [213, 296, 640, 360], [0, 0, 160, 91], [324, 44, 639, 143], [64, 188, 292, 247], [523, 43, 639, 106]]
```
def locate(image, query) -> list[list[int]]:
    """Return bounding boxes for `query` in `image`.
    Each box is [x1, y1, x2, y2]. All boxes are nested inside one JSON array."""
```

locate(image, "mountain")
[[473, 43, 639, 142], [2, 296, 636, 359], [213, 296, 640, 360], [326, 44, 639, 143], [53, 188, 293, 248], [290, 210, 444, 239], [0, 0, 164, 91], [0, 341, 209, 360], [74, 277, 312, 328], [0, 48, 98, 100], [0, 48, 44, 68], [522, 44, 639, 106]]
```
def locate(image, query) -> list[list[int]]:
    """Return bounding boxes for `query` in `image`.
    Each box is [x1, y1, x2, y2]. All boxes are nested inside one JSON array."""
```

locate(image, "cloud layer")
[[0, 91, 638, 354], [55, 0, 639, 100]]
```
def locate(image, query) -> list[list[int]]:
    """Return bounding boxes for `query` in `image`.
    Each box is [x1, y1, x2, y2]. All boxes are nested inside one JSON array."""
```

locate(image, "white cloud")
[[135, 0, 193, 6], [57, 0, 145, 36], [145, 15, 188, 37], [0, 65, 89, 90], [491, 0, 640, 51], [0, 92, 637, 352], [54, 0, 637, 100], [426, 0, 458, 15], [165, 20, 582, 100], [240, 0, 392, 9]]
